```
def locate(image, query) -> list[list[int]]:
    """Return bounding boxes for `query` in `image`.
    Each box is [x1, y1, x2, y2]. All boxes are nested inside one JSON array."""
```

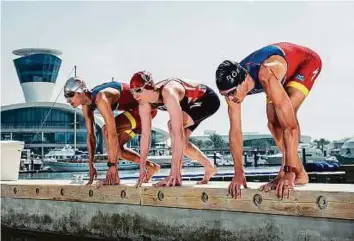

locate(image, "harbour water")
[[1, 228, 128, 241]]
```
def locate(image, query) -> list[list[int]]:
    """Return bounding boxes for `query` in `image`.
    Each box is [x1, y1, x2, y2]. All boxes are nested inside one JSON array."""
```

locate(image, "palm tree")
[[314, 138, 330, 152], [250, 138, 270, 152], [203, 140, 214, 149], [208, 134, 225, 151]]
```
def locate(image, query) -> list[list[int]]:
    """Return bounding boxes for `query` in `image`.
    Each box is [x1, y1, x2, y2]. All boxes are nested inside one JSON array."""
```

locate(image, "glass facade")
[[1, 107, 86, 129], [243, 138, 276, 148], [127, 130, 162, 148], [13, 54, 61, 84], [1, 107, 103, 155]]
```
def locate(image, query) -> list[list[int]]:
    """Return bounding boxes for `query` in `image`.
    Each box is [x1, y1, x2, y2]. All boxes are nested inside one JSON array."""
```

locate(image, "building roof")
[[1, 102, 169, 141], [12, 48, 62, 57]]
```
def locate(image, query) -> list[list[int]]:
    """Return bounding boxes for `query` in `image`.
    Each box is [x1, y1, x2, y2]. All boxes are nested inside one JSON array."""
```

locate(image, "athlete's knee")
[[283, 124, 299, 138], [118, 140, 126, 150], [183, 141, 193, 154], [184, 134, 191, 146], [267, 120, 277, 132]]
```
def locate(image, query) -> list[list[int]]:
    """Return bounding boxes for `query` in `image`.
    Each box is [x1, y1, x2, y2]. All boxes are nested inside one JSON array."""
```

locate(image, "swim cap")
[[215, 60, 248, 91], [130, 71, 154, 89], [64, 77, 87, 98]]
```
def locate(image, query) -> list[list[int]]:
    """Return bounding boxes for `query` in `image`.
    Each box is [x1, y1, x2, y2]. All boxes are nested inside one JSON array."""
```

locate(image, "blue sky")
[[1, 1, 354, 140]]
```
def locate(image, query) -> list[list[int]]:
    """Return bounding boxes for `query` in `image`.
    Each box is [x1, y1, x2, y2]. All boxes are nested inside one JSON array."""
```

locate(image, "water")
[[1, 228, 127, 241]]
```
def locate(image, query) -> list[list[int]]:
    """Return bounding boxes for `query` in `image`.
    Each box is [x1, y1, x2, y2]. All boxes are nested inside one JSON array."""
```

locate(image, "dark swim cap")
[[215, 60, 248, 91]]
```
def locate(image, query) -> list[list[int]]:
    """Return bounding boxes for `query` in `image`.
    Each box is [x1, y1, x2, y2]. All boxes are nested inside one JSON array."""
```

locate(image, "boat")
[[206, 153, 230, 166], [42, 145, 138, 172], [337, 138, 354, 164], [23, 157, 43, 171], [148, 155, 192, 167], [42, 145, 82, 164], [45, 159, 138, 172], [21, 149, 43, 171], [266, 144, 337, 165], [182, 153, 228, 167]]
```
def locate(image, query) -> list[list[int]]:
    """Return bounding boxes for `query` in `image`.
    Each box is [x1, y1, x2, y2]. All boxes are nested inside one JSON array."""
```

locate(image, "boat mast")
[[74, 65, 77, 150]]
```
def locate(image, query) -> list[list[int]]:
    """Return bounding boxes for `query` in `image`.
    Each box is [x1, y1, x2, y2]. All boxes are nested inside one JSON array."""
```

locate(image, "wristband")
[[107, 162, 117, 167]]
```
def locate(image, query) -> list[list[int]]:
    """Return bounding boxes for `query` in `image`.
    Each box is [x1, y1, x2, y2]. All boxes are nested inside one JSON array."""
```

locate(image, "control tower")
[[12, 48, 62, 102]]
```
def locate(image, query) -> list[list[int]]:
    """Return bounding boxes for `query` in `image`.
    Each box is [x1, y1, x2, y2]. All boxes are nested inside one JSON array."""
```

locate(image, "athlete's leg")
[[183, 126, 216, 184], [284, 86, 309, 184], [260, 92, 308, 192], [182, 87, 220, 184], [117, 129, 160, 182], [116, 111, 160, 181], [155, 87, 220, 186]]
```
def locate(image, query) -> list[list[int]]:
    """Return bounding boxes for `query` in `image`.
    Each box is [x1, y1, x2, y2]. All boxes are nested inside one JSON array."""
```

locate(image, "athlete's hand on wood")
[[228, 172, 248, 199], [86, 165, 97, 185], [276, 172, 295, 199]]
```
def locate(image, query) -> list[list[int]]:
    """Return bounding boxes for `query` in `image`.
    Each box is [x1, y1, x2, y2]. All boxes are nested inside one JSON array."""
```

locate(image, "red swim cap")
[[130, 71, 154, 89]]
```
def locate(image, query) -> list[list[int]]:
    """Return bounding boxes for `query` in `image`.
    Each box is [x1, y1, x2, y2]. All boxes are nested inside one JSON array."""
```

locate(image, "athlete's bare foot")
[[259, 172, 284, 192], [154, 173, 182, 187], [259, 166, 309, 192], [294, 167, 309, 185], [197, 165, 217, 184], [143, 163, 161, 183]]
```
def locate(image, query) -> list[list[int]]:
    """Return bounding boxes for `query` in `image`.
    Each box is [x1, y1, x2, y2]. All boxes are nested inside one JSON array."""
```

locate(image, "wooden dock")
[[2, 180, 354, 220], [1, 180, 354, 240]]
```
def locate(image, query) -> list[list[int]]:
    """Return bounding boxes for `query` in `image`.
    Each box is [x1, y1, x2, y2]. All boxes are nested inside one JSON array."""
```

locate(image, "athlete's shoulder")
[[93, 81, 123, 91], [272, 42, 312, 53], [240, 44, 284, 68]]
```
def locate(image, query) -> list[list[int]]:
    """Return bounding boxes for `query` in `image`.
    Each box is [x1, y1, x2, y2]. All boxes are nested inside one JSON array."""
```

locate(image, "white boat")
[[338, 138, 354, 164], [42, 145, 138, 172], [21, 149, 43, 171], [23, 157, 43, 171], [42, 145, 80, 164], [266, 144, 337, 165], [183, 153, 228, 167], [149, 155, 191, 167], [206, 153, 229, 166], [46, 159, 137, 172]]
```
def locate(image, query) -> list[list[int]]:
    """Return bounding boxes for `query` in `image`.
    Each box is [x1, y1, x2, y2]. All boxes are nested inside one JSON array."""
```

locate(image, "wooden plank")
[[1, 181, 354, 220], [1, 182, 140, 205], [140, 184, 354, 220]]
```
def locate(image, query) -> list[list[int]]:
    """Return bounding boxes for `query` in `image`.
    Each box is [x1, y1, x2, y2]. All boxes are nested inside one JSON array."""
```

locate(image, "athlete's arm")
[[162, 87, 184, 177], [95, 92, 119, 164], [226, 99, 244, 173], [82, 105, 96, 167], [82, 105, 97, 184], [138, 103, 153, 171], [226, 97, 248, 198], [259, 58, 299, 168]]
